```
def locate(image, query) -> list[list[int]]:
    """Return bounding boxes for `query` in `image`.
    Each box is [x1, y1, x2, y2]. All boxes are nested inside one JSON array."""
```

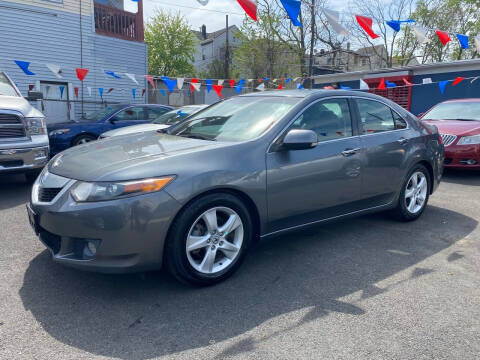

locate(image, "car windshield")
[[84, 105, 123, 121], [153, 107, 201, 126], [422, 102, 480, 121], [0, 73, 19, 97], [169, 96, 300, 142]]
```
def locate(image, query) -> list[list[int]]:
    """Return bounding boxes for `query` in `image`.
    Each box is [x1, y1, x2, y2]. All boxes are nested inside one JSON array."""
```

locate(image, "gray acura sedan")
[[27, 90, 444, 286]]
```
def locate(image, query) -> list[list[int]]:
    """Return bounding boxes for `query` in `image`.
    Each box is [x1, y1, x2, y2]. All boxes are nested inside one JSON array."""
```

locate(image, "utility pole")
[[225, 14, 230, 79], [308, 0, 315, 89]]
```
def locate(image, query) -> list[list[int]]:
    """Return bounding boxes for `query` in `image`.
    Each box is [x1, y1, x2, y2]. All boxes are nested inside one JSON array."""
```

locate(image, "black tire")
[[391, 164, 431, 222], [72, 134, 96, 146], [165, 193, 253, 286], [25, 170, 41, 183]]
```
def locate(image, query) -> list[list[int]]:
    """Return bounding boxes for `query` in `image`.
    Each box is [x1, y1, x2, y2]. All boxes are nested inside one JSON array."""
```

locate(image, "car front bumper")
[[29, 177, 182, 273], [444, 144, 480, 169], [0, 144, 49, 173]]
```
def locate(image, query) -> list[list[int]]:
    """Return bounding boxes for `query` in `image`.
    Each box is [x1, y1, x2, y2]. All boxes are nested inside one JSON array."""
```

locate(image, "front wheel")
[[391, 164, 431, 222], [165, 193, 253, 286], [72, 134, 96, 146]]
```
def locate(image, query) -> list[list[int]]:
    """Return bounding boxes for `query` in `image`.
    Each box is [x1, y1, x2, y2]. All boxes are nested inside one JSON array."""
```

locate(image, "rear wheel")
[[391, 164, 430, 222], [165, 193, 253, 286], [72, 134, 96, 146]]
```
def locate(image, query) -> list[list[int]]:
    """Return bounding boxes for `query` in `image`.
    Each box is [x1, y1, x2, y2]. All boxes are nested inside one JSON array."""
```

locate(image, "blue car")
[[47, 104, 173, 154]]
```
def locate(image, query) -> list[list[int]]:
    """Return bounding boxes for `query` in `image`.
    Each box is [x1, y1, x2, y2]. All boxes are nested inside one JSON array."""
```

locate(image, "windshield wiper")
[[178, 134, 216, 141]]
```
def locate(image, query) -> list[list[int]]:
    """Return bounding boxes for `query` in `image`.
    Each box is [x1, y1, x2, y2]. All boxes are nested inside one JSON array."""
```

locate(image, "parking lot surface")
[[0, 171, 479, 360]]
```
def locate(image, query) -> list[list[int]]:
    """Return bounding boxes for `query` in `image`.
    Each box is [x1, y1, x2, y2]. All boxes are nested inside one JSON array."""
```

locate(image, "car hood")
[[48, 131, 227, 182], [0, 95, 44, 118], [422, 119, 480, 136], [101, 123, 169, 138]]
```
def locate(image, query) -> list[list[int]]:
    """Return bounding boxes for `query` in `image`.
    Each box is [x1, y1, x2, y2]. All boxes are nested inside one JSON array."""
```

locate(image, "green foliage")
[[145, 9, 196, 76]]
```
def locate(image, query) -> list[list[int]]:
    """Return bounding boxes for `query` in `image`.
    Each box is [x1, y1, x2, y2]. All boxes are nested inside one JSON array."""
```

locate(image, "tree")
[[145, 9, 196, 76]]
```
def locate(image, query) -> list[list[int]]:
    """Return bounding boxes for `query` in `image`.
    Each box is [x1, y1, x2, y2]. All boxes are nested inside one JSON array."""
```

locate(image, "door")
[[266, 98, 363, 233], [40, 82, 70, 124], [107, 106, 149, 130], [353, 98, 410, 207]]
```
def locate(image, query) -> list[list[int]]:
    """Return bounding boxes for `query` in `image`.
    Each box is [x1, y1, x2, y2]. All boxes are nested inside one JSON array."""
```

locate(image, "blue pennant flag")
[[59, 85, 65, 99], [438, 80, 449, 94], [99, 87, 104, 99], [385, 80, 397, 88], [456, 34, 469, 49], [132, 88, 136, 99], [297, 83, 304, 89], [280, 0, 302, 27], [285, 78, 292, 83], [14, 60, 35, 75], [161, 76, 177, 92], [206, 79, 213, 93], [386, 19, 415, 32], [262, 77, 269, 82], [340, 85, 351, 90], [235, 79, 245, 94], [160, 89, 166, 96], [105, 70, 121, 79]]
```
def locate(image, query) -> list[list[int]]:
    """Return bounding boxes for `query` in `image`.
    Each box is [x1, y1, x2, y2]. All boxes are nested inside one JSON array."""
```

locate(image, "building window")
[[202, 47, 206, 61]]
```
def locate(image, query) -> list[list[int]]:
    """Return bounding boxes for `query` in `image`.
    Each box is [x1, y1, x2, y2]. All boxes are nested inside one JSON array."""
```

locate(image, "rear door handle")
[[398, 138, 409, 145], [341, 148, 360, 157]]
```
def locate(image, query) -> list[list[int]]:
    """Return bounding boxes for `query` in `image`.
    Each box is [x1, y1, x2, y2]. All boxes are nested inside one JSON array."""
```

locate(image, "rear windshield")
[[0, 73, 19, 97]]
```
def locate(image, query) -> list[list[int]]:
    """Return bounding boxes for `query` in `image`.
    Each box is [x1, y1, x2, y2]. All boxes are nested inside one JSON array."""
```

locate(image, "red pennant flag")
[[29, 84, 35, 91], [355, 15, 379, 39], [212, 84, 223, 98], [378, 78, 386, 90], [144, 75, 156, 89], [142, 88, 146, 96], [435, 30, 451, 46], [74, 87, 79, 99], [277, 83, 283, 90], [190, 78, 199, 92], [236, 0, 257, 21], [403, 78, 413, 86], [258, 78, 263, 83], [76, 68, 89, 81], [323, 86, 335, 89], [228, 79, 235, 88], [452, 77, 465, 86]]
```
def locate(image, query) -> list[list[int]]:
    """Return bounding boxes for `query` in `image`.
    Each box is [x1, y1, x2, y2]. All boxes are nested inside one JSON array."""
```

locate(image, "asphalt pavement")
[[0, 170, 479, 359]]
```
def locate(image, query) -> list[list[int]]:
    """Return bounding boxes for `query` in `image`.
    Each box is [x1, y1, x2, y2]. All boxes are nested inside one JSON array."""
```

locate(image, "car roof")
[[241, 89, 386, 101]]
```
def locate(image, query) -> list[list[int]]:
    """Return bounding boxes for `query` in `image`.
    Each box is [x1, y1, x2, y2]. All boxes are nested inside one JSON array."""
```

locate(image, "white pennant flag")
[[359, 79, 369, 90], [218, 79, 224, 86], [248, 79, 254, 83], [475, 36, 480, 54], [125, 73, 139, 85], [256, 83, 265, 91], [46, 64, 63, 79], [422, 78, 432, 84], [197, 0, 209, 5], [272, 79, 278, 83], [177, 78, 185, 90], [323, 8, 349, 36], [191, 82, 201, 92], [87, 86, 92, 96], [293, 77, 301, 82], [413, 26, 430, 44]]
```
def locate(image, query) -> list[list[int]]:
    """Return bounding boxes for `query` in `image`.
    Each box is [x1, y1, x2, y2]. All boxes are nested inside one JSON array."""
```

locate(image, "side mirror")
[[109, 116, 119, 123], [26, 91, 43, 101], [282, 129, 318, 150]]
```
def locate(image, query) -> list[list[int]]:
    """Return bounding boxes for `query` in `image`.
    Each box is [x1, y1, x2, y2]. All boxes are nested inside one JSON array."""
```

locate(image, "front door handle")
[[398, 138, 409, 145], [341, 148, 360, 157]]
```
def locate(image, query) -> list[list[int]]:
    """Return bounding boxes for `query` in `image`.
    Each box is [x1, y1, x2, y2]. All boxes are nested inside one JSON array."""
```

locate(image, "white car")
[[99, 105, 208, 139]]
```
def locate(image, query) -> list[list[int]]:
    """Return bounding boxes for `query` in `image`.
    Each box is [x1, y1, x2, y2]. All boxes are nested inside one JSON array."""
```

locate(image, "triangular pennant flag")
[[355, 15, 379, 39], [107, 88, 114, 94], [132, 88, 136, 99], [190, 78, 199, 92], [403, 77, 413, 86], [218, 79, 224, 86], [177, 78, 185, 90], [359, 79, 369, 89], [452, 77, 465, 86], [206, 79, 213, 93], [280, 0, 302, 27], [14, 60, 35, 75], [475, 36, 480, 53], [413, 26, 430, 44], [340, 85, 351, 89], [161, 76, 177, 92], [197, 0, 209, 5], [59, 85, 65, 99], [438, 80, 448, 94], [436, 30, 451, 46], [385, 80, 396, 88], [145, 75, 156, 89], [236, 0, 257, 21], [285, 78, 292, 83], [46, 64, 62, 79], [105, 70, 121, 79], [191, 82, 201, 92], [297, 83, 304, 89], [378, 78, 386, 90], [29, 84, 35, 91], [256, 83, 265, 91], [142, 88, 146, 96], [277, 83, 283, 90], [125, 73, 139, 85], [74, 87, 79, 99], [386, 20, 401, 32], [229, 79, 235, 88], [455, 34, 469, 49], [76, 68, 89, 81], [87, 86, 92, 96], [263, 77, 269, 82], [212, 84, 223, 98], [323, 86, 335, 89], [323, 8, 348, 36], [272, 79, 278, 83], [160, 89, 166, 96], [99, 87, 104, 99], [422, 78, 432, 84], [257, 78, 263, 83]]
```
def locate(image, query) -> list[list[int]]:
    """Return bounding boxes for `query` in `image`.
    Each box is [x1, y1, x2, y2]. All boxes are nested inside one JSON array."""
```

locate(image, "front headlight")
[[70, 176, 175, 202], [49, 129, 71, 137], [457, 135, 480, 145], [26, 117, 47, 136]]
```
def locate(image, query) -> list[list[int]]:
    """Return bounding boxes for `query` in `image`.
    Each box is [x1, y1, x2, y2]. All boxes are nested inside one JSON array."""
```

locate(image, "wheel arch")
[[71, 132, 98, 146]]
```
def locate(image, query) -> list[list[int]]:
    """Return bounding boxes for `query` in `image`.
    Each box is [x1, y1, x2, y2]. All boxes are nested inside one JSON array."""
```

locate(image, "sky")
[[125, 0, 246, 33]]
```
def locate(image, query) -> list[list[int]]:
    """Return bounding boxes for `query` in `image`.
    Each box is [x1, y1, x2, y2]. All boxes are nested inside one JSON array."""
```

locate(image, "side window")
[[392, 110, 407, 129], [291, 98, 353, 142], [115, 107, 145, 121], [356, 99, 397, 134], [147, 107, 169, 120]]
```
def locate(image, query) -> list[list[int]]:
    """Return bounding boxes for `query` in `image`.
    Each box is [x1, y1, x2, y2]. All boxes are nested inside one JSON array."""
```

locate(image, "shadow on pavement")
[[0, 174, 31, 210], [442, 168, 480, 186], [19, 205, 477, 359]]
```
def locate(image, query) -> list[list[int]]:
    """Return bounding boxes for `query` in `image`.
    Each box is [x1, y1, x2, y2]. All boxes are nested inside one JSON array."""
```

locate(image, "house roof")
[[192, 25, 239, 44]]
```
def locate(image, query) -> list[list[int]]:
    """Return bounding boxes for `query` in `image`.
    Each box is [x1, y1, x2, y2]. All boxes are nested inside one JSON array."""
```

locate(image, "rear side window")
[[147, 107, 169, 120], [115, 107, 145, 121], [356, 99, 406, 134]]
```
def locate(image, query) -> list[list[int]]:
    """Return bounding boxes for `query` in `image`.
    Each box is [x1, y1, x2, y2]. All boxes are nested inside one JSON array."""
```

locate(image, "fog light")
[[34, 148, 48, 160], [83, 240, 100, 258], [460, 159, 478, 165]]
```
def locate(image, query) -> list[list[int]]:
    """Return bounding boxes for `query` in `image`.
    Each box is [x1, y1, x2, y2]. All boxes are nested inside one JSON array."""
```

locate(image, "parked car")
[[421, 99, 480, 169], [28, 90, 443, 286], [47, 104, 173, 154], [99, 105, 208, 139], [0, 71, 49, 182]]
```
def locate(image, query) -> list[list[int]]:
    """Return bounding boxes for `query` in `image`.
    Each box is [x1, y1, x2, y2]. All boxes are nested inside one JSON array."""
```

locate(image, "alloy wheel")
[[404, 171, 428, 214], [186, 206, 244, 274]]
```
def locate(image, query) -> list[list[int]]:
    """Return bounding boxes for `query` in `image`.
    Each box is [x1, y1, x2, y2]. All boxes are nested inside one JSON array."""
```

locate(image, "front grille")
[[0, 127, 26, 138], [0, 113, 22, 124], [441, 134, 457, 147], [38, 187, 62, 202]]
